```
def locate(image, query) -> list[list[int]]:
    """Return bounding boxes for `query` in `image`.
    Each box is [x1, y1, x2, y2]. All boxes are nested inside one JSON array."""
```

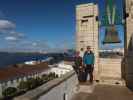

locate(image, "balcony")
[[13, 72, 133, 100], [13, 59, 133, 100]]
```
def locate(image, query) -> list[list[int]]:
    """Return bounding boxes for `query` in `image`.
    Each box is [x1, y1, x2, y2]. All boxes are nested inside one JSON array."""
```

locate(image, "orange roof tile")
[[0, 62, 49, 82]]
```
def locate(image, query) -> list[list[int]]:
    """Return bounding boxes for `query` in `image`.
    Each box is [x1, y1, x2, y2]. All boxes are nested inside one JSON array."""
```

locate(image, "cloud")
[[0, 20, 15, 33], [0, 19, 25, 42], [5, 36, 18, 41], [32, 42, 37, 46], [0, 18, 57, 52], [10, 31, 25, 39], [4, 32, 25, 42], [17, 40, 53, 52]]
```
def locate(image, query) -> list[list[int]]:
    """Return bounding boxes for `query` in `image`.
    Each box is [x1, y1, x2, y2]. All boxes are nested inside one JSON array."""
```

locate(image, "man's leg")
[[86, 65, 91, 80], [85, 65, 90, 81], [89, 66, 94, 83], [89, 72, 93, 83]]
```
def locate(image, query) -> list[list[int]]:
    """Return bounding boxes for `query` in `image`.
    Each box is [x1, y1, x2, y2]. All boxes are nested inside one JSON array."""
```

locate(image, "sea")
[[0, 52, 49, 68], [0, 51, 74, 69]]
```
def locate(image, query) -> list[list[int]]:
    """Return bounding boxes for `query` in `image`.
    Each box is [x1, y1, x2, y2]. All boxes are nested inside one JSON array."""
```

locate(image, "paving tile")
[[72, 85, 133, 100]]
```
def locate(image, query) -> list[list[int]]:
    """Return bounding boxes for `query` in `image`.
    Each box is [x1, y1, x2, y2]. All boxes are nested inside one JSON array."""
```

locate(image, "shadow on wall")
[[121, 34, 133, 90]]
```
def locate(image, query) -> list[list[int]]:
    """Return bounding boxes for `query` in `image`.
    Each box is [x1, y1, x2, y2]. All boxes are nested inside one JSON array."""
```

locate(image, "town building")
[[50, 61, 73, 77], [0, 61, 73, 98]]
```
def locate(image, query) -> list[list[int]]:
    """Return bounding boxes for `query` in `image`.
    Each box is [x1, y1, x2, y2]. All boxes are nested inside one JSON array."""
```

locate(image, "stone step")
[[100, 70, 121, 73], [99, 61, 121, 64], [100, 72, 121, 75], [78, 84, 95, 94], [100, 66, 121, 69], [100, 74, 121, 79], [99, 59, 122, 63], [73, 81, 97, 94], [99, 77, 126, 86]]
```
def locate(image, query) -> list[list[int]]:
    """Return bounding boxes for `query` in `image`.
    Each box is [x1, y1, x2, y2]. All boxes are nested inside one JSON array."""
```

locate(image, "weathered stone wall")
[[124, 0, 133, 89], [124, 54, 133, 89], [99, 58, 122, 79], [38, 72, 77, 100], [125, 0, 133, 51], [76, 3, 99, 80]]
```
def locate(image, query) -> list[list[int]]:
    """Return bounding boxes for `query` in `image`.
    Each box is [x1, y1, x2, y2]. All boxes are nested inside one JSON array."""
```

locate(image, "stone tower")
[[76, 3, 99, 80], [125, 0, 133, 52]]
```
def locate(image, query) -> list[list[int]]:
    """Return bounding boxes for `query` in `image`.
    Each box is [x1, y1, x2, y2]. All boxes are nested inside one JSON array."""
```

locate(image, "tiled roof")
[[0, 62, 49, 82]]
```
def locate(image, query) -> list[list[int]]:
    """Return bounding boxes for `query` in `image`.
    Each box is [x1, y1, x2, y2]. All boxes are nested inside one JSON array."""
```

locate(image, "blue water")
[[0, 52, 48, 68]]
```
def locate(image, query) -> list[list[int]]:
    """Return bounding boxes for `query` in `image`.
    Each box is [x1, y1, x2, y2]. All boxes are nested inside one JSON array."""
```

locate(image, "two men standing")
[[74, 46, 95, 84]]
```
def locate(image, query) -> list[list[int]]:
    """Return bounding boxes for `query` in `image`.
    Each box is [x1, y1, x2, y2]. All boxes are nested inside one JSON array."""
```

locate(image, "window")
[[96, 16, 98, 21], [81, 19, 88, 23], [83, 15, 94, 18], [125, 13, 129, 19]]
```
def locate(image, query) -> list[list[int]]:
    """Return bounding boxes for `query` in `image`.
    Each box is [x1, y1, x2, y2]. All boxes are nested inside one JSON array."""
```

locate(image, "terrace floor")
[[72, 82, 133, 100]]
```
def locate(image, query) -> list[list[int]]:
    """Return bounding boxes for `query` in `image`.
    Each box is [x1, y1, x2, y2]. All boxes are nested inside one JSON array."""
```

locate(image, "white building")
[[50, 62, 73, 77], [24, 57, 53, 65], [24, 61, 37, 65]]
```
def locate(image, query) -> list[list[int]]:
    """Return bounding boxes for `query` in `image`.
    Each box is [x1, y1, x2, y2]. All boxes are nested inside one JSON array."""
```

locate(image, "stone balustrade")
[[14, 71, 78, 100]]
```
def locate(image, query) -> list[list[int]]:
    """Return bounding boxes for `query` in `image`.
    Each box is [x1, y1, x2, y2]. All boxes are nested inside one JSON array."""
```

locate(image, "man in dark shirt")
[[73, 51, 86, 82]]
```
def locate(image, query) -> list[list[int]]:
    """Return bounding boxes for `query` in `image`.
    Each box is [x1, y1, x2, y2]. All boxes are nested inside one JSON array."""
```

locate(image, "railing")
[[14, 71, 78, 100]]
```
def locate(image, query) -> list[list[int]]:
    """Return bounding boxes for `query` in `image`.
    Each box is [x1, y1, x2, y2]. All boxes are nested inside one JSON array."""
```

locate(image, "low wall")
[[14, 71, 78, 100], [124, 53, 133, 90], [99, 58, 122, 79]]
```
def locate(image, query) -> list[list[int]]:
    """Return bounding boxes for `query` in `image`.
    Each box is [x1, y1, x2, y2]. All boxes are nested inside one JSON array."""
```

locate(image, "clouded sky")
[[0, 0, 124, 52]]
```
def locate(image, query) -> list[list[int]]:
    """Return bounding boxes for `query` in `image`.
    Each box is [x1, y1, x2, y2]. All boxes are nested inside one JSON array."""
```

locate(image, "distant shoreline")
[[0, 52, 66, 69]]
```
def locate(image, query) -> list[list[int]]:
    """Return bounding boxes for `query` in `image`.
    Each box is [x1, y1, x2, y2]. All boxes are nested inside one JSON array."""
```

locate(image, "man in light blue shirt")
[[83, 46, 95, 83]]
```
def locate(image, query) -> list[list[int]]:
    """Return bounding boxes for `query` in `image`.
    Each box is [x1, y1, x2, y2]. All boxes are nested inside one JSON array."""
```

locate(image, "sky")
[[0, 0, 124, 52]]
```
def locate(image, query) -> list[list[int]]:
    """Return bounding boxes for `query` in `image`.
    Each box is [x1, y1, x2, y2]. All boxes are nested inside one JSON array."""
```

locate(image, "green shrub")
[[48, 72, 58, 79], [55, 74, 59, 78], [42, 73, 58, 82], [26, 78, 37, 90], [18, 78, 38, 91], [2, 87, 18, 98], [17, 74, 58, 93], [42, 75, 50, 82], [35, 77, 44, 86], [18, 81, 29, 92], [42, 74, 47, 77]]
